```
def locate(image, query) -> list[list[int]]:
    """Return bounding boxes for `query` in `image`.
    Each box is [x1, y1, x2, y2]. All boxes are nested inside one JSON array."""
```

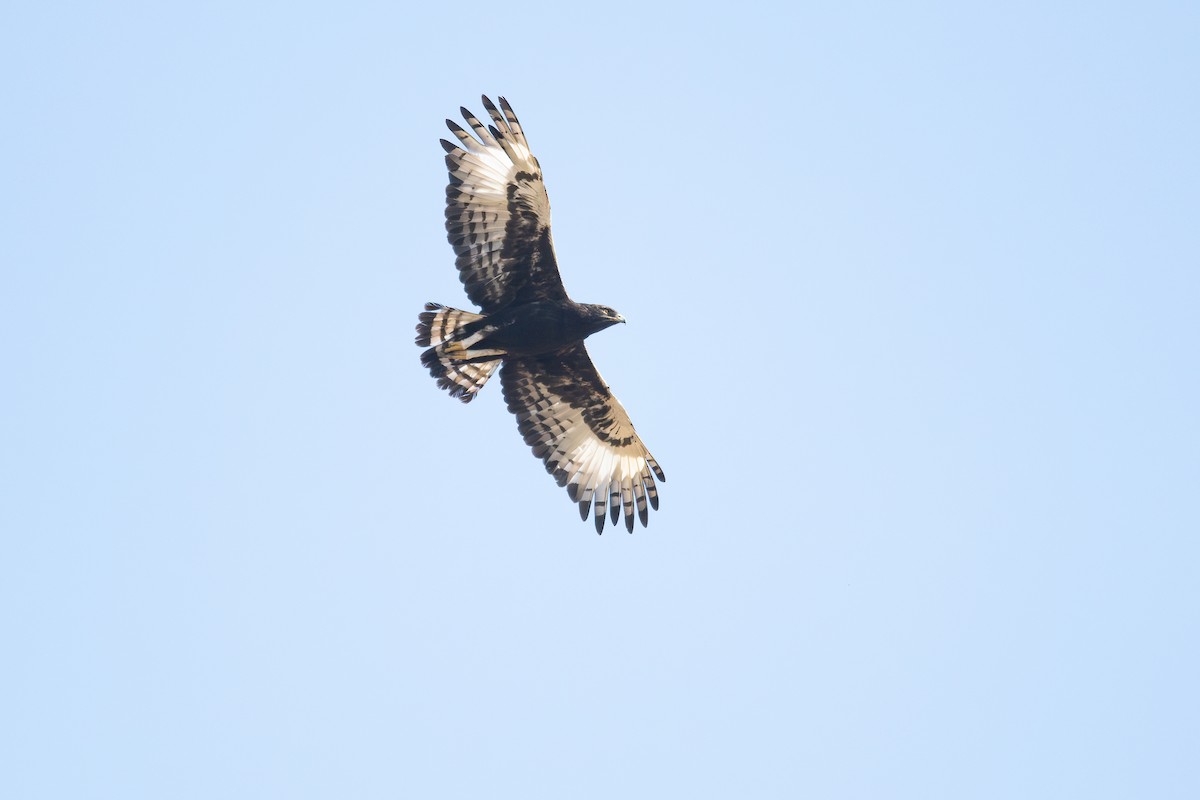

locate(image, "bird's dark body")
[[416, 95, 663, 533], [473, 301, 619, 359]]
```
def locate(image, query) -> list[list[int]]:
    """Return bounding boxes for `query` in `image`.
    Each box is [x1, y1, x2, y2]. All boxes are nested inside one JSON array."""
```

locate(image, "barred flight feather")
[[440, 97, 567, 312], [501, 345, 665, 534]]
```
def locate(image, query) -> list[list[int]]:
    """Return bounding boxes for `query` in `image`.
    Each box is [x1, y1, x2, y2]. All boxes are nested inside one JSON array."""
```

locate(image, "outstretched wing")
[[441, 96, 568, 313], [501, 345, 665, 534]]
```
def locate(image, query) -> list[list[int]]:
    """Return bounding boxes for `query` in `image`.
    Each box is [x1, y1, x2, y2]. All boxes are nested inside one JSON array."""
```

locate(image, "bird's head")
[[582, 303, 626, 334]]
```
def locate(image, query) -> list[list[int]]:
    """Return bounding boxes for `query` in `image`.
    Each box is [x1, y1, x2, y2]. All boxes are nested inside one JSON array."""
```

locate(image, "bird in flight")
[[416, 96, 665, 534]]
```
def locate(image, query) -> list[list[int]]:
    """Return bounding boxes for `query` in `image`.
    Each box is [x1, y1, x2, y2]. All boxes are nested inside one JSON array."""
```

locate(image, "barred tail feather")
[[415, 302, 484, 347], [416, 302, 502, 403], [420, 349, 500, 402]]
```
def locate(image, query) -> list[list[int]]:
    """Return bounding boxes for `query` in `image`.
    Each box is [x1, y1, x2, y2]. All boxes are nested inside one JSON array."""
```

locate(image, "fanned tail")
[[415, 302, 503, 403]]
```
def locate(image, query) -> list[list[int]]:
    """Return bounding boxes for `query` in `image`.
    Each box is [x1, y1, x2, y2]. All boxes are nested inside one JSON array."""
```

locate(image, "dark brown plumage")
[[416, 96, 664, 533]]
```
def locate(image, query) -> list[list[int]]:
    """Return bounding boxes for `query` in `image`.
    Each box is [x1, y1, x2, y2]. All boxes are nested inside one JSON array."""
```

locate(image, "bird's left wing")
[[441, 96, 569, 312], [501, 345, 665, 533]]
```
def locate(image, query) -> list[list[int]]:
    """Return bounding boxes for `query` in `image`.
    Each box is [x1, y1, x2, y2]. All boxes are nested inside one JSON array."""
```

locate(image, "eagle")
[[416, 96, 665, 534]]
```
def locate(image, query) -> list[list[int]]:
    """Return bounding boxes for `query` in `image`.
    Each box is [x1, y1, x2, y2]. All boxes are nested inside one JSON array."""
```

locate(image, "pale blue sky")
[[3, 2, 1198, 798]]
